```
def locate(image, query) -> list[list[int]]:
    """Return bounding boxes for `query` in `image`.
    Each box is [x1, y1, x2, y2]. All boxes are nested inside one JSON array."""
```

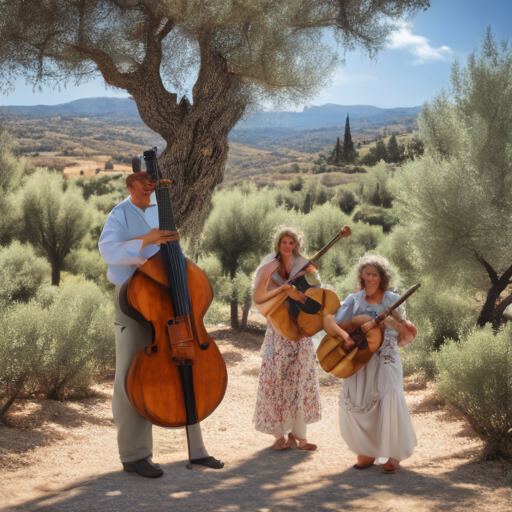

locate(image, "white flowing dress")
[[334, 290, 417, 461]]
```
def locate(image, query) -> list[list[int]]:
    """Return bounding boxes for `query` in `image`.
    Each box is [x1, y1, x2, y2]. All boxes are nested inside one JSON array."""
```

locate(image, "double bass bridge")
[[167, 316, 196, 366]]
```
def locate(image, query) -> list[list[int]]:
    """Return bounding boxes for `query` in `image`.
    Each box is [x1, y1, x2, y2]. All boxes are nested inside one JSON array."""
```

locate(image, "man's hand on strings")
[[139, 228, 180, 248]]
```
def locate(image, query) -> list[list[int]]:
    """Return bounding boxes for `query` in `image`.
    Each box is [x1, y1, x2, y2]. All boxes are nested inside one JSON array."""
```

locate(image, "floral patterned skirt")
[[253, 323, 321, 437]]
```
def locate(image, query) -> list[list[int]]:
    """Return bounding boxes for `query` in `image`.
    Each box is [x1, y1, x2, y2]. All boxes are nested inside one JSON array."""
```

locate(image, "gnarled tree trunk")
[[78, 23, 247, 234]]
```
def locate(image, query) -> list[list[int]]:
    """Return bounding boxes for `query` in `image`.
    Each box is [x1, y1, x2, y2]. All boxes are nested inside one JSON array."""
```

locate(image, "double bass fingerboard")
[[144, 149, 192, 319]]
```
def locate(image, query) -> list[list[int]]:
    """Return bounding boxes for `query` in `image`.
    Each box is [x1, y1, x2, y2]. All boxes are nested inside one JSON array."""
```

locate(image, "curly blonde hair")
[[356, 254, 392, 291], [272, 226, 302, 257]]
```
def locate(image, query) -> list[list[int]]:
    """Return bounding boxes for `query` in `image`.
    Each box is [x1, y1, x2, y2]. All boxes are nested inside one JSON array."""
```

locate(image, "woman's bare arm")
[[252, 259, 287, 303], [382, 311, 417, 345], [323, 314, 353, 349]]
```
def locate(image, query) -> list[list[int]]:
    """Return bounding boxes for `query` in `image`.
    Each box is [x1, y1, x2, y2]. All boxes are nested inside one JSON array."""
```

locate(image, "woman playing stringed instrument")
[[253, 227, 321, 451], [323, 254, 417, 472]]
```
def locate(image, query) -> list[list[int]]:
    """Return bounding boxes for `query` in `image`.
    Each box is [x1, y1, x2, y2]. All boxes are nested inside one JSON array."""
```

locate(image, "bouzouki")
[[317, 284, 420, 379], [253, 226, 351, 341]]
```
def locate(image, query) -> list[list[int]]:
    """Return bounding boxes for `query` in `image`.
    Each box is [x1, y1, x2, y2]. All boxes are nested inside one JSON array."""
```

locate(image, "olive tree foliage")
[[21, 170, 92, 286], [393, 28, 512, 329], [0, 0, 429, 234], [0, 241, 50, 305], [0, 131, 31, 245], [201, 186, 276, 329]]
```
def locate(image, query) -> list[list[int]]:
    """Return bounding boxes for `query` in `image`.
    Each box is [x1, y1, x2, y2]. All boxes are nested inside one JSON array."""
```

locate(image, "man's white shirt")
[[99, 195, 160, 286]]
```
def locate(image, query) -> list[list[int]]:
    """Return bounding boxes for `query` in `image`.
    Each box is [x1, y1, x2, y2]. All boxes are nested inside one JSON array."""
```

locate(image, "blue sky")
[[1, 0, 511, 109]]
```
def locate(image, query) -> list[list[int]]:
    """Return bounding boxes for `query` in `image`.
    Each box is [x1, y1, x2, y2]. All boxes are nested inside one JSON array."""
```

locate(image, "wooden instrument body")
[[317, 315, 383, 379], [261, 287, 341, 341], [253, 226, 352, 341], [125, 251, 228, 428]]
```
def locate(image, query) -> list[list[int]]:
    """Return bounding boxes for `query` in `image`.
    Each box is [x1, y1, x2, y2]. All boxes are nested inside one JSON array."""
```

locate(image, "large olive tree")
[[0, 0, 429, 233], [394, 28, 512, 329]]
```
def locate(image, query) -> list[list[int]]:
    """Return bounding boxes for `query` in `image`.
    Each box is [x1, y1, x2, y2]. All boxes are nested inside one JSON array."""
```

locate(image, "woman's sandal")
[[287, 432, 317, 451], [354, 455, 375, 470], [271, 436, 289, 450], [383, 460, 401, 473]]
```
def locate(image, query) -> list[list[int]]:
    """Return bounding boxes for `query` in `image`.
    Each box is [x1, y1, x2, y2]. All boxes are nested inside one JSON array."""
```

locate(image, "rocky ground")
[[1, 325, 511, 512]]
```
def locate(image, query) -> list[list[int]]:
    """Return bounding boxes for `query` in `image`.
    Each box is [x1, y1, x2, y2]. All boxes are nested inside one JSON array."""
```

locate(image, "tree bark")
[[240, 298, 252, 331], [0, 382, 24, 420], [476, 257, 512, 328], [230, 298, 239, 330], [51, 261, 61, 286], [77, 29, 247, 235]]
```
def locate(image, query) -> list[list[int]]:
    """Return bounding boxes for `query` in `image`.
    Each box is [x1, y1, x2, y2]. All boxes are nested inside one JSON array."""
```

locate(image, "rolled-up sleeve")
[[333, 294, 356, 324], [99, 211, 148, 267]]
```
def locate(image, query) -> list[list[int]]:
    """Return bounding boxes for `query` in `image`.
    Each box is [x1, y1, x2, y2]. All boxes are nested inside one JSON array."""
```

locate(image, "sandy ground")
[[0, 325, 511, 512]]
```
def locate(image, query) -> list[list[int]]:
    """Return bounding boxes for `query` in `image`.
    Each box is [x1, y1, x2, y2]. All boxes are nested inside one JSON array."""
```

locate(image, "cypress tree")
[[343, 114, 358, 163], [386, 134, 401, 163], [332, 137, 343, 165]]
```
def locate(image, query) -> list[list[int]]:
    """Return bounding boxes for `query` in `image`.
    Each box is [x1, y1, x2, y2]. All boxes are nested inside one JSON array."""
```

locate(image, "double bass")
[[252, 226, 351, 341], [119, 149, 227, 465]]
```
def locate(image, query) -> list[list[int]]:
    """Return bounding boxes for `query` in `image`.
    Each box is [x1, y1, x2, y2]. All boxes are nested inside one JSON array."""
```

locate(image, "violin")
[[317, 284, 420, 378], [119, 149, 228, 432], [253, 226, 351, 341]]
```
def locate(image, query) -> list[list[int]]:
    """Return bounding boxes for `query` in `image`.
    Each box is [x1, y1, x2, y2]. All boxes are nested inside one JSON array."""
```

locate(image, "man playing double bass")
[[99, 171, 223, 478]]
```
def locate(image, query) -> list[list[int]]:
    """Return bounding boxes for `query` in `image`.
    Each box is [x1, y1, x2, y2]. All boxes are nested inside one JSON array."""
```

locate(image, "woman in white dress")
[[252, 227, 322, 451], [323, 254, 417, 472]]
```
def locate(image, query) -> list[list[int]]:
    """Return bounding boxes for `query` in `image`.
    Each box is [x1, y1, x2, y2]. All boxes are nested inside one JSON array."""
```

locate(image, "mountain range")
[[0, 97, 420, 130]]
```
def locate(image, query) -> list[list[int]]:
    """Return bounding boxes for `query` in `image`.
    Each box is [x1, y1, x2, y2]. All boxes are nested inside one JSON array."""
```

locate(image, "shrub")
[[32, 277, 115, 400], [0, 242, 50, 305], [336, 189, 358, 214], [436, 325, 512, 459], [289, 176, 304, 192], [104, 160, 114, 170], [400, 282, 477, 378], [0, 302, 45, 418], [88, 192, 124, 214], [203, 300, 230, 326], [353, 205, 398, 232], [358, 162, 395, 208], [64, 248, 114, 292], [197, 254, 229, 298], [349, 222, 384, 252]]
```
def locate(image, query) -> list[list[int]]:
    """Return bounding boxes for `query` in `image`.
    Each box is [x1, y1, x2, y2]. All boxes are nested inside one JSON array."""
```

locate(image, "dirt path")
[[1, 326, 510, 512]]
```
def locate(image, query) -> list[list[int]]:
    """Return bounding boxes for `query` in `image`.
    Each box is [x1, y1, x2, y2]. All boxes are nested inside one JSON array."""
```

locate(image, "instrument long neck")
[[155, 184, 191, 318], [156, 188, 177, 231], [310, 232, 343, 266]]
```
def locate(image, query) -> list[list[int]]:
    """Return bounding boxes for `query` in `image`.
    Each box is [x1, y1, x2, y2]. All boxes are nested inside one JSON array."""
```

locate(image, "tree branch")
[[474, 251, 498, 285], [72, 45, 129, 89], [110, 0, 141, 11], [493, 289, 512, 322], [157, 18, 176, 42]]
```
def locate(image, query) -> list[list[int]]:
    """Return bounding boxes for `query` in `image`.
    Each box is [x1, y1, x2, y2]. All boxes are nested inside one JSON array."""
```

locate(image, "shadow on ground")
[[3, 445, 501, 512]]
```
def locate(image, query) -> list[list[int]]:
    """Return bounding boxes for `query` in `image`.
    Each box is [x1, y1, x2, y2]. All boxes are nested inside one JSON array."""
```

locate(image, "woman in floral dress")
[[252, 227, 321, 451], [323, 254, 417, 472]]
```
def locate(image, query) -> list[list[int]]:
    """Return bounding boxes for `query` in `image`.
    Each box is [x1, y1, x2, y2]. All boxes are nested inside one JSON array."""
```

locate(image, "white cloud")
[[388, 21, 453, 64]]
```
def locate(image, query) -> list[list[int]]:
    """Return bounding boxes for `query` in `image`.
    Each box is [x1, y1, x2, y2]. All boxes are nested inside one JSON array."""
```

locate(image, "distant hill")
[[0, 97, 140, 120], [0, 97, 419, 127], [235, 104, 421, 130], [0, 97, 420, 153]]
